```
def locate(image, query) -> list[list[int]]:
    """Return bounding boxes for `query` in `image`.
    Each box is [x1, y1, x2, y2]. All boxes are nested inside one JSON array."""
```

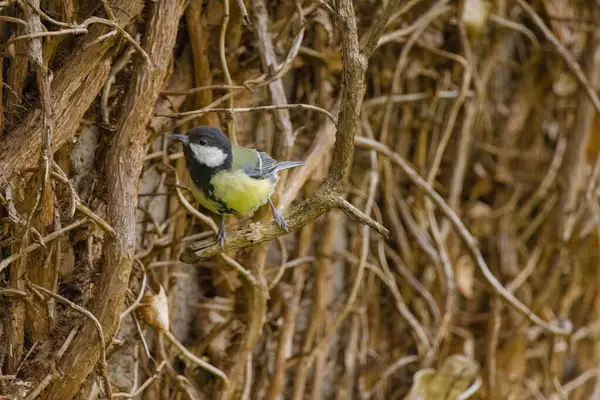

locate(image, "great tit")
[[171, 126, 305, 246]]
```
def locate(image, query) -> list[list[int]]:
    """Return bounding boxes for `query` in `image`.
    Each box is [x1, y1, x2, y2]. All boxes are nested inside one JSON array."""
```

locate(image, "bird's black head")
[[171, 126, 233, 191], [188, 126, 232, 151]]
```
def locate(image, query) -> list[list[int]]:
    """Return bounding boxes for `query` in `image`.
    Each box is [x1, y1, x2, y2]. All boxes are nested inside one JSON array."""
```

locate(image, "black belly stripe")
[[205, 184, 235, 214], [217, 201, 235, 214]]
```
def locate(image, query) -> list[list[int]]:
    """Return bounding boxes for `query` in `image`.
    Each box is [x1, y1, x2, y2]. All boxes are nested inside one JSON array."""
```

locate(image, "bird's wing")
[[232, 147, 306, 179], [232, 147, 278, 178]]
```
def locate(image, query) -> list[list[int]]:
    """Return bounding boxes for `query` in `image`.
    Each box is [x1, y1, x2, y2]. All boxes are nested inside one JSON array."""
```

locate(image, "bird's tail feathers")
[[275, 161, 305, 172]]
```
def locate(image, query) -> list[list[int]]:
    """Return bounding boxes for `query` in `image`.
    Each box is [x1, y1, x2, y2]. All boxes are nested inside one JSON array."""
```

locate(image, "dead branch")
[[182, 191, 388, 262], [40, 1, 186, 398], [0, 0, 144, 183], [163, 330, 230, 387]]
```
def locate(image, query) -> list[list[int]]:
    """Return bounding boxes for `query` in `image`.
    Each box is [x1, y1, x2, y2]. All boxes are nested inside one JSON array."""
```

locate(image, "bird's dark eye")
[[198, 139, 207, 146]]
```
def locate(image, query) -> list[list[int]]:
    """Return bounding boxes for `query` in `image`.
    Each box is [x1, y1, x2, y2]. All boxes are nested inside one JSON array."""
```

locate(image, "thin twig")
[[562, 368, 600, 395], [25, 370, 57, 400], [422, 45, 471, 185], [75, 203, 116, 236], [161, 84, 245, 95], [234, 0, 250, 24], [0, 219, 87, 273], [120, 262, 147, 320], [336, 197, 390, 237], [0, 15, 26, 25], [241, 354, 253, 400], [132, 313, 152, 361], [50, 165, 116, 235], [363, 356, 419, 399], [306, 133, 380, 363], [458, 376, 482, 400], [382, 245, 440, 323], [83, 17, 151, 65], [163, 330, 230, 387], [156, 103, 337, 125], [428, 203, 457, 352], [56, 328, 79, 359], [4, 28, 88, 46], [375, 243, 432, 356], [362, 90, 464, 109], [360, 0, 400, 58], [516, 136, 566, 221], [113, 362, 167, 398], [251, 0, 301, 155]]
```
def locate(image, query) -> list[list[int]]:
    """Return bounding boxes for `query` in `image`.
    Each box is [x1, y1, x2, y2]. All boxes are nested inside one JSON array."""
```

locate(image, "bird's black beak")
[[170, 133, 189, 145]]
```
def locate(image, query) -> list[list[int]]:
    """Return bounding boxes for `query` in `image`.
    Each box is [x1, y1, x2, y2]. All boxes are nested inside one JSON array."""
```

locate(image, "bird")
[[171, 126, 305, 246]]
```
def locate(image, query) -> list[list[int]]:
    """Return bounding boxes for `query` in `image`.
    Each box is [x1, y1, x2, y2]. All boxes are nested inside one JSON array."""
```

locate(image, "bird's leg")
[[268, 198, 289, 232], [216, 215, 226, 247]]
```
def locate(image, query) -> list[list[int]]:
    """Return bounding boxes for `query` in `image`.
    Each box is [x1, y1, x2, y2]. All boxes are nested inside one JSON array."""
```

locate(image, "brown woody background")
[[0, 0, 599, 399]]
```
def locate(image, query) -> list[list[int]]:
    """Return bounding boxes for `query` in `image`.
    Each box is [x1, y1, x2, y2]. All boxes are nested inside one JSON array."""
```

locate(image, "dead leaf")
[[466, 202, 494, 238], [6, 33, 16, 59], [140, 283, 170, 331], [405, 354, 480, 400], [461, 0, 491, 36], [470, 163, 494, 200], [552, 72, 578, 97], [455, 255, 475, 299]]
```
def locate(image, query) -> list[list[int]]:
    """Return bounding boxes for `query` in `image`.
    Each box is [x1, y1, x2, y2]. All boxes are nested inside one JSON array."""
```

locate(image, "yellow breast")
[[212, 170, 275, 214]]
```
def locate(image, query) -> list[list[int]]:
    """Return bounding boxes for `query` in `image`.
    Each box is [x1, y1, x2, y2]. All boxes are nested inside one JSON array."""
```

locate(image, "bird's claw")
[[272, 209, 290, 232], [268, 198, 289, 232], [216, 229, 226, 247], [217, 216, 226, 247]]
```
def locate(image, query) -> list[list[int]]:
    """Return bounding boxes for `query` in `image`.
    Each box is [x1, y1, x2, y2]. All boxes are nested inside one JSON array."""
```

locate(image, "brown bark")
[[0, 0, 143, 183], [43, 1, 186, 398]]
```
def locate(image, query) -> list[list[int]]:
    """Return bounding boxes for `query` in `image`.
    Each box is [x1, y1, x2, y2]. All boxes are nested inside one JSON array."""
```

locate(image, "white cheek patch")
[[190, 144, 227, 167]]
